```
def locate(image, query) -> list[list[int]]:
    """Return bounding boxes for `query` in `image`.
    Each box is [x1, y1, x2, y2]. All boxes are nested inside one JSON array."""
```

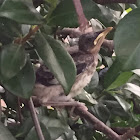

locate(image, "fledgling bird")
[[33, 27, 113, 106]]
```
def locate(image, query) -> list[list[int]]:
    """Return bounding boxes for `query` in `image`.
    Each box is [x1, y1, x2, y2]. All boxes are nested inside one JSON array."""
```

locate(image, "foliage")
[[0, 0, 140, 140]]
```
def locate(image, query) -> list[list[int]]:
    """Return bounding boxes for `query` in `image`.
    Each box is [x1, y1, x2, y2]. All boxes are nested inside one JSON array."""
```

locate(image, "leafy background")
[[0, 0, 140, 140]]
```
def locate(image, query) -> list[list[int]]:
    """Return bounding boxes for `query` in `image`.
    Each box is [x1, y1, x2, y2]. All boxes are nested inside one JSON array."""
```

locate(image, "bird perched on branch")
[[33, 27, 113, 107]]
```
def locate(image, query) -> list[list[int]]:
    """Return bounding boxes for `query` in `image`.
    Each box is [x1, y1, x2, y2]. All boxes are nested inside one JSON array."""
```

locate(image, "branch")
[[74, 106, 121, 140], [17, 98, 22, 124], [75, 105, 140, 140], [119, 125, 140, 140], [14, 25, 40, 44], [28, 97, 45, 140], [72, 0, 88, 31], [93, 0, 136, 4]]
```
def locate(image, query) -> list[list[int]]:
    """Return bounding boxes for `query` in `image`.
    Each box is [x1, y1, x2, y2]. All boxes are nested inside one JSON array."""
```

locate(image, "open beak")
[[90, 27, 113, 54]]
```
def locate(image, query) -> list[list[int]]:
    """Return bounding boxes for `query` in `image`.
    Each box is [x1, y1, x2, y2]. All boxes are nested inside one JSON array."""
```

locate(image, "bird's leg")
[[42, 101, 87, 120], [42, 101, 87, 110]]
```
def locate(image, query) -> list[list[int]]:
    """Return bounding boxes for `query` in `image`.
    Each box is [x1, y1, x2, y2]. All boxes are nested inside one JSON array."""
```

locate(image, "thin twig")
[[28, 97, 45, 140], [14, 25, 41, 44], [74, 106, 122, 140], [17, 97, 22, 124]]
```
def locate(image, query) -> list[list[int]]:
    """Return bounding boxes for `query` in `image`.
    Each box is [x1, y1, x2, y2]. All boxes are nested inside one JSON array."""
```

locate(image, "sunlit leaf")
[[132, 69, 140, 77], [106, 71, 133, 90], [125, 83, 140, 97]]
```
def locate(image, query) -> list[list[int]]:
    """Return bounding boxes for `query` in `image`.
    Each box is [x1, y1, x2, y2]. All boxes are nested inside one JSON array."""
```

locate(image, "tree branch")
[[72, 0, 88, 31], [74, 106, 121, 140], [28, 97, 45, 140], [14, 25, 41, 44]]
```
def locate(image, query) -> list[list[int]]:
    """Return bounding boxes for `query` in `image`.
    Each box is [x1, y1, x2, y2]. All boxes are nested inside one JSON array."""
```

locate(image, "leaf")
[[136, 0, 140, 7], [2, 59, 35, 98], [114, 8, 140, 71], [76, 89, 97, 105], [106, 3, 125, 12], [48, 0, 119, 27], [91, 104, 110, 123], [104, 60, 133, 89], [107, 71, 133, 90], [18, 115, 68, 140], [0, 122, 16, 140], [16, 117, 34, 138], [125, 83, 140, 97], [84, 71, 99, 93], [41, 116, 68, 140], [114, 95, 131, 112], [25, 123, 51, 140], [35, 33, 76, 94], [0, 0, 43, 24], [132, 69, 140, 77], [0, 44, 26, 79], [104, 8, 140, 89], [0, 18, 21, 45]]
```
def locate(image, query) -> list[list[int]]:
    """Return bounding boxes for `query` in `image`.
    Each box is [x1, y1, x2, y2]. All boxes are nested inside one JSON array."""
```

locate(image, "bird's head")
[[78, 27, 113, 55]]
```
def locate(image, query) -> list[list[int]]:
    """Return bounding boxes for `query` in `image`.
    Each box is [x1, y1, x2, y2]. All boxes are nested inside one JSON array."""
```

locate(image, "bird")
[[33, 27, 113, 107]]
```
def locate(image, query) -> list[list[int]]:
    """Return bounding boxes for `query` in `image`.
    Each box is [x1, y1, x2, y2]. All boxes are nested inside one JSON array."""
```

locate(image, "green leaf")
[[0, 122, 16, 140], [114, 95, 131, 112], [136, 0, 140, 7], [0, 44, 26, 79], [104, 60, 131, 89], [85, 71, 99, 93], [104, 8, 140, 89], [76, 89, 97, 105], [35, 33, 76, 94], [48, 0, 118, 27], [2, 59, 35, 98], [92, 104, 110, 123], [0, 0, 43, 24], [25, 123, 51, 140], [0, 18, 21, 45], [107, 71, 133, 90], [125, 83, 140, 97], [41, 116, 68, 140], [114, 8, 140, 71], [16, 117, 34, 138]]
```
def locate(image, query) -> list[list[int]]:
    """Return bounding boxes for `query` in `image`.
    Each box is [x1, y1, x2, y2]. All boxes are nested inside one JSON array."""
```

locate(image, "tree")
[[0, 0, 140, 140]]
